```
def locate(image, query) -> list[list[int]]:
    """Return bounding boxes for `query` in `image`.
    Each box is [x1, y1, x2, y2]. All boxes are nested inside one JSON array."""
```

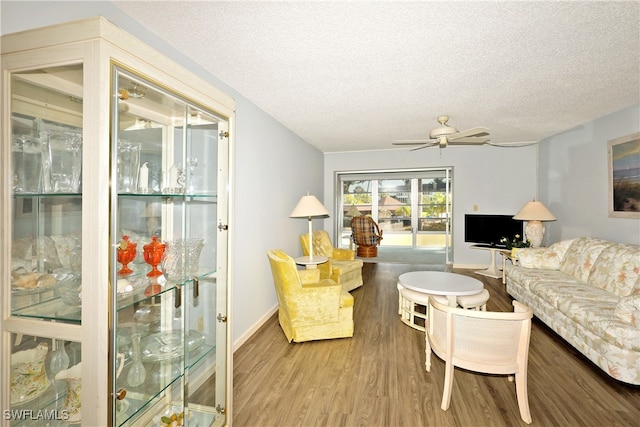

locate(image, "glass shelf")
[[11, 297, 81, 324]]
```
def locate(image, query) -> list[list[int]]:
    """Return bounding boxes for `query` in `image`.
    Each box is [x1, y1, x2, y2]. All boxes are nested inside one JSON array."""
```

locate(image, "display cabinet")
[[1, 17, 234, 426]]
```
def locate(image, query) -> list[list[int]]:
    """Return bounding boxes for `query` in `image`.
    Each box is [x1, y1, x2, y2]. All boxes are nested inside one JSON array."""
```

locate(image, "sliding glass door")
[[338, 168, 453, 262]]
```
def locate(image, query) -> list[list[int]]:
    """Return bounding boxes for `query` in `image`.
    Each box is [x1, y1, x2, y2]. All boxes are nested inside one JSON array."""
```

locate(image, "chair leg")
[[425, 334, 432, 372], [441, 362, 454, 411], [515, 371, 532, 424]]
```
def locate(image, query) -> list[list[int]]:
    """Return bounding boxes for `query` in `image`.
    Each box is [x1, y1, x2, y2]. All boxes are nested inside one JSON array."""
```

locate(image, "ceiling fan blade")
[[449, 127, 489, 140], [448, 137, 490, 144], [410, 142, 438, 151], [392, 139, 430, 145], [486, 140, 539, 147]]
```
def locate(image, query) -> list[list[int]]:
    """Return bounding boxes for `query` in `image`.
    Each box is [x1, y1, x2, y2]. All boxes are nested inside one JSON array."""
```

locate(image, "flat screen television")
[[464, 214, 524, 248]]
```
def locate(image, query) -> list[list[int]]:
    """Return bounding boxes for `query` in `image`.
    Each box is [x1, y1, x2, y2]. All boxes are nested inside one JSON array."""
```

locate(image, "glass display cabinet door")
[[7, 63, 84, 423], [111, 68, 228, 426]]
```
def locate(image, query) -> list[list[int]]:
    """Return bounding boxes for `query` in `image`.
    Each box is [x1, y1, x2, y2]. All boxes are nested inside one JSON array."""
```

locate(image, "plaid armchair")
[[350, 216, 383, 257]]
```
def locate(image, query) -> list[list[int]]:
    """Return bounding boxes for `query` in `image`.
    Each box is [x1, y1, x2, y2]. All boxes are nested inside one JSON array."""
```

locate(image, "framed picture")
[[608, 132, 640, 218]]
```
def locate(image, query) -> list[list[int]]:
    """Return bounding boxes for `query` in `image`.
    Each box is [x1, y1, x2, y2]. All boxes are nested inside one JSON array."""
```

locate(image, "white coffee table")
[[398, 271, 484, 307]]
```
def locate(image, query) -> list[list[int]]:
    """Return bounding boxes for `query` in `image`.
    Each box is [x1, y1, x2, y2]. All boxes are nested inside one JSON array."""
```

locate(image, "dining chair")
[[425, 297, 533, 424]]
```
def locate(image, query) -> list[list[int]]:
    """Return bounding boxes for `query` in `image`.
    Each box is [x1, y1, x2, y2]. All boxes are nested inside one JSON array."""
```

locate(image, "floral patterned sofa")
[[505, 237, 640, 385]]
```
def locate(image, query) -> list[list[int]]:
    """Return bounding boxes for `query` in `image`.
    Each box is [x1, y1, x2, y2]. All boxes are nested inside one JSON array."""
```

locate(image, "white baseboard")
[[233, 304, 278, 353]]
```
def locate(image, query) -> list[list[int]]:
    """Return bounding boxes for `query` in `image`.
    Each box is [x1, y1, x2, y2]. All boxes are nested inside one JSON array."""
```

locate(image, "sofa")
[[505, 237, 640, 385]]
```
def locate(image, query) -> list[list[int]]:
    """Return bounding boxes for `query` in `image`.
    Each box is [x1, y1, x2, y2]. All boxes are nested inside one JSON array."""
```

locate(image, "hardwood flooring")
[[229, 263, 640, 426]]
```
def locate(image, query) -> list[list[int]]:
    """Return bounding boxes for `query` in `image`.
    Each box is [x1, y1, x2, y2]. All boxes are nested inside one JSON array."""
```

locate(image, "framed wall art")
[[608, 132, 640, 218]]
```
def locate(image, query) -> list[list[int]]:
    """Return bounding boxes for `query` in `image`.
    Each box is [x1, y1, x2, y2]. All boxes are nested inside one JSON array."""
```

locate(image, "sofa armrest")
[[517, 248, 561, 270], [615, 294, 640, 328]]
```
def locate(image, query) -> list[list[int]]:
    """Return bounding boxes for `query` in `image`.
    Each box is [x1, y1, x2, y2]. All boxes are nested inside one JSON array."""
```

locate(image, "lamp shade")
[[513, 201, 556, 221], [290, 195, 330, 218], [346, 205, 361, 217]]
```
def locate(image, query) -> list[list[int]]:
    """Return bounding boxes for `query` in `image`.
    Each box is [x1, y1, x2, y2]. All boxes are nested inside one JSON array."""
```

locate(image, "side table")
[[502, 251, 519, 284], [295, 255, 328, 269]]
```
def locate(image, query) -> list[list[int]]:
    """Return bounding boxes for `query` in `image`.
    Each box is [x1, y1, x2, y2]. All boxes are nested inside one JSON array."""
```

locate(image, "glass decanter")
[[49, 339, 70, 377]]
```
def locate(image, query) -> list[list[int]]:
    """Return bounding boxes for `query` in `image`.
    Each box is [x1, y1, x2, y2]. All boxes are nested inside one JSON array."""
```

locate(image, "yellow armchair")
[[267, 249, 354, 342], [300, 230, 364, 292]]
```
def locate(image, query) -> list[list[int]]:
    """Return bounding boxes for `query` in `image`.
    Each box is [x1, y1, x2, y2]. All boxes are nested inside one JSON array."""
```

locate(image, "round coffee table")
[[397, 271, 484, 331], [398, 271, 484, 306]]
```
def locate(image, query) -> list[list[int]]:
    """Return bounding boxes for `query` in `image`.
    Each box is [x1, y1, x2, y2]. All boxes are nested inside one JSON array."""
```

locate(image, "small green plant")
[[500, 234, 531, 249]]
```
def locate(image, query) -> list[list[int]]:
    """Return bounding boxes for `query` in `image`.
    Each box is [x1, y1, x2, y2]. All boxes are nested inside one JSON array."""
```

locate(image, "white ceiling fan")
[[393, 115, 490, 150]]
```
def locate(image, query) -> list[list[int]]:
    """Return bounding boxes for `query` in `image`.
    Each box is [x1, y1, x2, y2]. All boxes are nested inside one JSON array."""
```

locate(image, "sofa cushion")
[[588, 243, 640, 297], [517, 248, 561, 269], [548, 238, 577, 260], [615, 294, 640, 328], [559, 238, 612, 283], [529, 281, 619, 312], [558, 296, 640, 352], [507, 267, 581, 293]]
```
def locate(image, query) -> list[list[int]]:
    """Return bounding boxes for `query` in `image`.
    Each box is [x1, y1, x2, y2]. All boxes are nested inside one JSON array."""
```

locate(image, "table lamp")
[[290, 194, 330, 260], [346, 204, 361, 218], [513, 200, 556, 248]]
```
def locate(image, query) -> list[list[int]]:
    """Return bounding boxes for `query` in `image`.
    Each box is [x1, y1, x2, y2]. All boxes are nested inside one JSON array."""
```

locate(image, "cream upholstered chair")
[[350, 215, 383, 257], [300, 230, 364, 291], [267, 249, 354, 342], [425, 298, 534, 424]]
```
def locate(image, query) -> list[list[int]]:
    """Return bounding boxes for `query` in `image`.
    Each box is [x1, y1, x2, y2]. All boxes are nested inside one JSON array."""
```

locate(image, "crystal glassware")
[[49, 339, 70, 377], [41, 130, 82, 193], [11, 135, 43, 193], [161, 238, 204, 281], [117, 235, 137, 276], [143, 236, 165, 278], [117, 140, 141, 193], [127, 332, 146, 387]]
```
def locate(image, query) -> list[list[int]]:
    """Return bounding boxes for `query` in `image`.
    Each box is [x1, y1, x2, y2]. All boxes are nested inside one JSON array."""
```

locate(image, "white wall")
[[1, 1, 325, 348], [539, 104, 640, 244], [323, 145, 538, 267]]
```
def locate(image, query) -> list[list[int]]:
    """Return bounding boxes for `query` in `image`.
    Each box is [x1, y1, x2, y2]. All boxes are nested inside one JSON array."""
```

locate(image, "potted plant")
[[500, 234, 531, 258]]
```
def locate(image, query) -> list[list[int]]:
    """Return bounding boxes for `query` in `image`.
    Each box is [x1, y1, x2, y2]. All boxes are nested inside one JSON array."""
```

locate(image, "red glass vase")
[[117, 235, 137, 276], [143, 236, 165, 278]]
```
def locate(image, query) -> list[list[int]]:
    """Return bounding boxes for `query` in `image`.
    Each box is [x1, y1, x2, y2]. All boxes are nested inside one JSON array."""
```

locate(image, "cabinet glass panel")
[[112, 68, 224, 425], [10, 64, 83, 326], [9, 333, 81, 425]]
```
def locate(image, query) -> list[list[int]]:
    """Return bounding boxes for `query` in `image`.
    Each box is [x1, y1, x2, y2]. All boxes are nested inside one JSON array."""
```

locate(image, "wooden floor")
[[230, 263, 640, 426]]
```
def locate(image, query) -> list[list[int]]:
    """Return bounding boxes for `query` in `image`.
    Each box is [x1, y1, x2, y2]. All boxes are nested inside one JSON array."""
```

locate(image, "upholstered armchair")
[[426, 298, 534, 424], [350, 215, 383, 257], [300, 230, 364, 292], [267, 249, 354, 342]]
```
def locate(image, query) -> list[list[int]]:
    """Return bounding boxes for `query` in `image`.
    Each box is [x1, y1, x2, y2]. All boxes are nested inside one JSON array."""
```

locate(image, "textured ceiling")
[[112, 1, 640, 153]]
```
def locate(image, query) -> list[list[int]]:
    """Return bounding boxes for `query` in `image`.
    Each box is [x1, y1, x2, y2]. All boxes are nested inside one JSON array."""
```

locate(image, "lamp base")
[[525, 220, 545, 248]]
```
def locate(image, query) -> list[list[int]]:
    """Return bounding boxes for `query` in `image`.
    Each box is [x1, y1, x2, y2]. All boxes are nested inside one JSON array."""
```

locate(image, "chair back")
[[427, 298, 533, 375], [350, 216, 382, 246], [300, 230, 334, 257], [267, 249, 300, 307]]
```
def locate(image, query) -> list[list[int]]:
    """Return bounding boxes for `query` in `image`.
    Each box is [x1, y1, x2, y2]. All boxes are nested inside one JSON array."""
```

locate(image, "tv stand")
[[471, 244, 508, 279]]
